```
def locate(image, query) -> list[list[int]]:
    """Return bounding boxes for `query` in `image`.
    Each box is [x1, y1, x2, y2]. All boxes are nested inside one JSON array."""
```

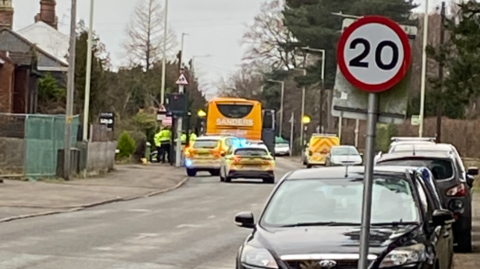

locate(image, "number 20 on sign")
[[337, 16, 411, 92]]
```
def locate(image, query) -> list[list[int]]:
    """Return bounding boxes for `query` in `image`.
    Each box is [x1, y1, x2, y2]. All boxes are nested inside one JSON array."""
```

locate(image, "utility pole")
[[436, 1, 445, 142], [302, 47, 326, 132], [289, 112, 294, 157], [175, 71, 188, 167], [82, 0, 94, 141], [63, 0, 77, 180], [160, 0, 169, 104]]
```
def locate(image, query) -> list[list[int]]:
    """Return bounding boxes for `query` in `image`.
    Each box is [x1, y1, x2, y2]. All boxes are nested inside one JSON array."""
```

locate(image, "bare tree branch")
[[123, 0, 178, 70], [241, 0, 303, 69]]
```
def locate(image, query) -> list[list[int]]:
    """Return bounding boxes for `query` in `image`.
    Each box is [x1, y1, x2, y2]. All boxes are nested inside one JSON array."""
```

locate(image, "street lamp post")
[[178, 33, 188, 71], [268, 79, 285, 136], [302, 47, 326, 132], [289, 67, 307, 146], [419, 0, 429, 137], [82, 0, 94, 141], [160, 0, 169, 105]]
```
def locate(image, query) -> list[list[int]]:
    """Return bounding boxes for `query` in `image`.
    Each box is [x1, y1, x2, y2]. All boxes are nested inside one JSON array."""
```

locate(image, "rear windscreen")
[[193, 140, 218, 149], [377, 158, 454, 180], [235, 148, 268, 156], [217, 104, 253, 118]]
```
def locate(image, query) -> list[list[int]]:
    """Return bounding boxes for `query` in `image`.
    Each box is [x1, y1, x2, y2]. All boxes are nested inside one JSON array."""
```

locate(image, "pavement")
[[0, 164, 187, 222], [0, 158, 478, 268]]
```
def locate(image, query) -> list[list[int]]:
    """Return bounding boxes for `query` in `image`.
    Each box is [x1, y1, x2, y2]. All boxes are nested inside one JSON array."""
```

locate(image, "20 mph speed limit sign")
[[337, 16, 411, 92]]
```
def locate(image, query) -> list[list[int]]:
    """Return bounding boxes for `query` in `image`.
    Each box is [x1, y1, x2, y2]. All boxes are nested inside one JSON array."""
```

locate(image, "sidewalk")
[[0, 163, 187, 222]]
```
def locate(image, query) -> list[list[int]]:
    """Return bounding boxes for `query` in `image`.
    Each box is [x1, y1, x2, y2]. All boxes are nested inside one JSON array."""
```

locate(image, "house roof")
[[8, 51, 33, 66], [16, 21, 69, 66], [0, 27, 67, 70]]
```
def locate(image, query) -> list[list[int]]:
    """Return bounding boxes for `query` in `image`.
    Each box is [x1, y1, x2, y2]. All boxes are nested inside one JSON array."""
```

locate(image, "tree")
[[37, 72, 66, 114], [427, 0, 480, 119], [283, 0, 418, 89], [217, 64, 264, 99], [242, 0, 302, 69], [123, 0, 178, 71], [74, 20, 110, 121]]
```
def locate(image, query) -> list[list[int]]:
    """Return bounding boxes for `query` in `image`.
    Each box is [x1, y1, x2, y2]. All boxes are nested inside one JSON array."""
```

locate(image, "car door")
[[415, 178, 452, 269]]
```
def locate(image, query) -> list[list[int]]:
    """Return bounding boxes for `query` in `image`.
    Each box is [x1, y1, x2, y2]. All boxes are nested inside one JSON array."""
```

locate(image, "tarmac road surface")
[[0, 158, 302, 269]]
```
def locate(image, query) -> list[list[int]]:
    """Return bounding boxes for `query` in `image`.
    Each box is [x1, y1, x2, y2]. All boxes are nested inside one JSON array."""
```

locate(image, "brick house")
[[0, 50, 41, 113], [0, 0, 68, 113]]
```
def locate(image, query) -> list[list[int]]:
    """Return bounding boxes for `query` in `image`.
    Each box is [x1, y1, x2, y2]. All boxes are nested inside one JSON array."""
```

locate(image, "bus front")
[[206, 98, 262, 140]]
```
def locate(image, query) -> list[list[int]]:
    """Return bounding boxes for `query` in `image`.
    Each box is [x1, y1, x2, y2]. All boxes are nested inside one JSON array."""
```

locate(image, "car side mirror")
[[467, 167, 478, 176], [234, 211, 255, 228], [431, 209, 454, 226]]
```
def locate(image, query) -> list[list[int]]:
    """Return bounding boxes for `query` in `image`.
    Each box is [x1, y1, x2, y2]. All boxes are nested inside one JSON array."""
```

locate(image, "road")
[[0, 158, 302, 269], [0, 158, 478, 268]]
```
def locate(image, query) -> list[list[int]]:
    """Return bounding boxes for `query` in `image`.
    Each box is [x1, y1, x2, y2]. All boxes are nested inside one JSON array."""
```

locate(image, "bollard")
[[145, 141, 151, 162]]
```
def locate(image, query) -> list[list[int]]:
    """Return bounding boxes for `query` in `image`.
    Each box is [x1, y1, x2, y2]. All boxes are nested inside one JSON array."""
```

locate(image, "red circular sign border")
[[336, 16, 412, 93]]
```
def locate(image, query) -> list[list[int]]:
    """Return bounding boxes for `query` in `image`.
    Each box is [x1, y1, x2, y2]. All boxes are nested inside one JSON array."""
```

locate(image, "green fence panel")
[[24, 115, 79, 179]]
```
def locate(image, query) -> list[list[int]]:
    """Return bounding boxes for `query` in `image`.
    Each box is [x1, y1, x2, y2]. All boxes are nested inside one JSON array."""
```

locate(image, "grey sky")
[[13, 0, 440, 99], [14, 0, 262, 99]]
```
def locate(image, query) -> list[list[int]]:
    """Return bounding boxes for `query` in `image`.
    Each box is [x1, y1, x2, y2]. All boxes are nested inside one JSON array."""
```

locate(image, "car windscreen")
[[331, 147, 359, 156], [235, 148, 268, 156], [377, 158, 454, 180], [261, 177, 419, 227], [193, 140, 219, 149]]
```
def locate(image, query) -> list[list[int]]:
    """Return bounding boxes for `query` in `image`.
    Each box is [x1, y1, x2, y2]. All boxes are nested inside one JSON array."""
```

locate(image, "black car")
[[376, 150, 478, 253], [234, 166, 454, 269]]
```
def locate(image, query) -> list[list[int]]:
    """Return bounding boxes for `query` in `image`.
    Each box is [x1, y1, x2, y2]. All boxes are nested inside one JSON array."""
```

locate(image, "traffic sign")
[[337, 16, 411, 93], [176, 74, 188, 85]]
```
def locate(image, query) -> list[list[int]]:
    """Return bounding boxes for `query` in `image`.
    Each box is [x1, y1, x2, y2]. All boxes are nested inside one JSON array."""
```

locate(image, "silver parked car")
[[274, 141, 290, 156], [325, 145, 362, 166]]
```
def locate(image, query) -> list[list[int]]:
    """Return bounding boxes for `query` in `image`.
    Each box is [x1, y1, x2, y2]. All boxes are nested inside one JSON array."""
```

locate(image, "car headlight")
[[241, 245, 278, 268], [379, 243, 426, 268]]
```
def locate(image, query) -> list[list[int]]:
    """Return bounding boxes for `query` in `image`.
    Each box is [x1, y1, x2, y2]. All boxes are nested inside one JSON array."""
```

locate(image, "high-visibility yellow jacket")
[[154, 132, 162, 147], [159, 129, 171, 142]]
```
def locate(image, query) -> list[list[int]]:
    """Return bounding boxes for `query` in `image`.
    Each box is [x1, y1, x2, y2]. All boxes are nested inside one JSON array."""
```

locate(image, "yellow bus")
[[206, 97, 262, 140]]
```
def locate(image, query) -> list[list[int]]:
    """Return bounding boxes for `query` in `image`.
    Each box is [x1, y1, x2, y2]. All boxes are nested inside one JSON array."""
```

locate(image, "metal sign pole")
[[358, 93, 378, 269], [175, 84, 184, 167], [334, 16, 412, 269]]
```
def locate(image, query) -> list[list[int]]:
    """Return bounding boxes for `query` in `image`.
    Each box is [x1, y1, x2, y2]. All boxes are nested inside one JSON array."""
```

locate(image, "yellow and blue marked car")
[[184, 135, 237, 177], [219, 141, 275, 184]]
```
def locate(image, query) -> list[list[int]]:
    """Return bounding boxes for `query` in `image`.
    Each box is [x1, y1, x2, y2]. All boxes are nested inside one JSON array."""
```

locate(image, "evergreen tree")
[[283, 0, 418, 89], [427, 0, 480, 119]]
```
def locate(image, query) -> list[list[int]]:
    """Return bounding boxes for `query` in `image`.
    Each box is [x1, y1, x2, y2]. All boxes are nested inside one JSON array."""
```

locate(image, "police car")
[[184, 136, 236, 177], [219, 141, 275, 183]]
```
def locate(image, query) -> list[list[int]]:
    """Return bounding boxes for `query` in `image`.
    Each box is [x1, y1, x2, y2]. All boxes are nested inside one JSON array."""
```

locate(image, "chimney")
[[0, 0, 14, 29], [35, 0, 57, 29]]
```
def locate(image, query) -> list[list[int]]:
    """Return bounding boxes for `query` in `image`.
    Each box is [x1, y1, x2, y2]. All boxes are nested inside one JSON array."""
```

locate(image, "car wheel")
[[186, 168, 197, 177], [455, 232, 472, 253], [225, 176, 232, 183], [209, 169, 220, 176], [306, 164, 312, 168]]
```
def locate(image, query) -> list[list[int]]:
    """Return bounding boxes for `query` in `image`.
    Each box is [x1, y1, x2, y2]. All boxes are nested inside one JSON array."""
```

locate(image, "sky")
[[13, 0, 262, 99], [12, 0, 443, 99]]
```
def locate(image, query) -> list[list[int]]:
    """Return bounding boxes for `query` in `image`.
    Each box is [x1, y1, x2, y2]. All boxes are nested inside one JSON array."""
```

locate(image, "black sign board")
[[166, 93, 187, 115], [99, 112, 114, 131]]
